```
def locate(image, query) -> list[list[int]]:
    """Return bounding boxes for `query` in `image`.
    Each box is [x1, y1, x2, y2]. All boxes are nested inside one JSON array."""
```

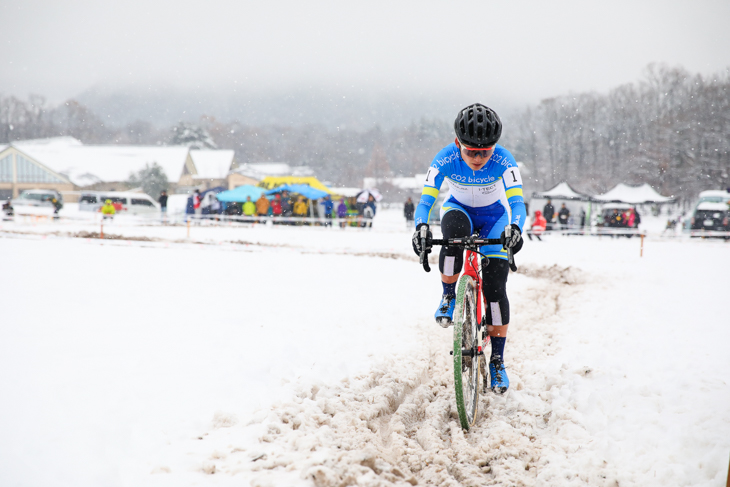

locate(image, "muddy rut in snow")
[[200, 264, 617, 486]]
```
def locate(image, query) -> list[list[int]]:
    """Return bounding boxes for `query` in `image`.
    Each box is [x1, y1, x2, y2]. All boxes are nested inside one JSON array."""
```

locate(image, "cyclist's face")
[[456, 139, 494, 170]]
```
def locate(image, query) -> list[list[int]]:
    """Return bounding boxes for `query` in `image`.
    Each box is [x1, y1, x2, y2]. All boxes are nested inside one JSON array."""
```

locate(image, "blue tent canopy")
[[265, 184, 329, 200], [216, 185, 266, 203]]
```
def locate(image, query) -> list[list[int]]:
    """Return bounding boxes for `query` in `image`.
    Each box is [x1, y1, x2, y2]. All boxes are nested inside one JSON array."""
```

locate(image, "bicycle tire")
[[453, 274, 480, 430]]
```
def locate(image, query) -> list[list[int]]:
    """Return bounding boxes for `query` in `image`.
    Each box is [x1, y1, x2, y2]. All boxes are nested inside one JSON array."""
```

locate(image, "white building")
[[0, 137, 236, 199]]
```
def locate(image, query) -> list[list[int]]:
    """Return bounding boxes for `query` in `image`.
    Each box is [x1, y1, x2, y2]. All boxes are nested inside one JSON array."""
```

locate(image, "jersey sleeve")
[[501, 160, 527, 231], [414, 163, 445, 228]]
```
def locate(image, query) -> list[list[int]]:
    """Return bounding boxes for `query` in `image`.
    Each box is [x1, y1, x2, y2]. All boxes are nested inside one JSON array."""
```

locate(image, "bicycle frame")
[[462, 249, 490, 355]]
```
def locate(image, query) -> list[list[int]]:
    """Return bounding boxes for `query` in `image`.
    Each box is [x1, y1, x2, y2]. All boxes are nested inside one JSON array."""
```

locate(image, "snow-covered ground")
[[0, 209, 728, 487]]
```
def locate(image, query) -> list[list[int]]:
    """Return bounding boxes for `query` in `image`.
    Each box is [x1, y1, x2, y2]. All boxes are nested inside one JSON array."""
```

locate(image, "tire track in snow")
[[189, 265, 619, 486]]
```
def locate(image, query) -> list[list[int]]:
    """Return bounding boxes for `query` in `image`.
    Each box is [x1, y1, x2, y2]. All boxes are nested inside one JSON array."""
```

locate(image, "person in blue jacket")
[[411, 103, 526, 394], [322, 195, 334, 226]]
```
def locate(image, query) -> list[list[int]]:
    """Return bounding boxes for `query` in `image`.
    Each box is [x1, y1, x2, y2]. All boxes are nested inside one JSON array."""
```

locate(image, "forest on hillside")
[[1, 64, 728, 201]]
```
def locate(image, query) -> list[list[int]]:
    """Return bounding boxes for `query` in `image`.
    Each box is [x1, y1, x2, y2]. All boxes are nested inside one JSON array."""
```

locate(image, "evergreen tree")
[[169, 122, 217, 149], [127, 162, 168, 198]]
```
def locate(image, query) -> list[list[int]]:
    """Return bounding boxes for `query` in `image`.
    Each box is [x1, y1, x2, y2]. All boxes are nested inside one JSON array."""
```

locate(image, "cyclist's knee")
[[438, 210, 472, 276], [481, 258, 509, 302], [441, 209, 471, 239]]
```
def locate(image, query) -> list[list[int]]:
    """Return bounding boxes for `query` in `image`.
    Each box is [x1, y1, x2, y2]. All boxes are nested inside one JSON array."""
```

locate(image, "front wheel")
[[453, 275, 480, 430]]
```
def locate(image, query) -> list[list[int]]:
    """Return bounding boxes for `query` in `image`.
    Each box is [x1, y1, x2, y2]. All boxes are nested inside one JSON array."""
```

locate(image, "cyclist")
[[411, 103, 526, 394]]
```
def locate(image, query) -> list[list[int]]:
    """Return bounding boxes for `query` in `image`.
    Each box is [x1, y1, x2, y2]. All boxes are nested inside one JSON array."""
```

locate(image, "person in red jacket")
[[270, 193, 283, 222], [528, 210, 547, 241]]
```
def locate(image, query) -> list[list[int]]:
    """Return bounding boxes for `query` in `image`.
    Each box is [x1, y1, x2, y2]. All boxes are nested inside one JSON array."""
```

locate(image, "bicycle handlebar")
[[419, 230, 518, 273]]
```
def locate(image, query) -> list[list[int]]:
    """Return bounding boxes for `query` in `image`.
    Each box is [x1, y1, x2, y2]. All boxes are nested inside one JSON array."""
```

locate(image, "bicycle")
[[418, 225, 517, 430]]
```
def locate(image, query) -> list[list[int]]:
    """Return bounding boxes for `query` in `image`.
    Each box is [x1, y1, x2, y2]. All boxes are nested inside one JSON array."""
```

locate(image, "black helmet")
[[454, 103, 502, 148]]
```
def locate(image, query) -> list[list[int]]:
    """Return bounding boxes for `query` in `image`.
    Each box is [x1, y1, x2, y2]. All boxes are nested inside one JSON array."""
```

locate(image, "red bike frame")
[[462, 249, 490, 355]]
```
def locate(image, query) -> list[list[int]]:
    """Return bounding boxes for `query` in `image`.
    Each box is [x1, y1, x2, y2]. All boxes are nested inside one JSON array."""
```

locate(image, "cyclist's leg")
[[434, 202, 473, 324], [478, 209, 511, 337], [438, 202, 473, 280], [478, 211, 511, 392]]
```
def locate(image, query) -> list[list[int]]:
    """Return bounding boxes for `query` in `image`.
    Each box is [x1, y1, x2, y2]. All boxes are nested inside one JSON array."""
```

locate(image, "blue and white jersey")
[[414, 143, 526, 230]]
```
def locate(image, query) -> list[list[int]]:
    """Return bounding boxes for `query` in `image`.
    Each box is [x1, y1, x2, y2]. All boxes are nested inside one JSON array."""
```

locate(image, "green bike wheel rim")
[[453, 275, 480, 430]]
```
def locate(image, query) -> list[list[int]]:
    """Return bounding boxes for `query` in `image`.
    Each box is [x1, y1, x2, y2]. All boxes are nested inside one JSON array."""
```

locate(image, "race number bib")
[[503, 166, 522, 188], [424, 167, 439, 186]]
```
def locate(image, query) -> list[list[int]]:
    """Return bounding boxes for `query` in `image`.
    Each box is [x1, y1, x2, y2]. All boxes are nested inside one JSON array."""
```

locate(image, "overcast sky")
[[2, 0, 729, 111]]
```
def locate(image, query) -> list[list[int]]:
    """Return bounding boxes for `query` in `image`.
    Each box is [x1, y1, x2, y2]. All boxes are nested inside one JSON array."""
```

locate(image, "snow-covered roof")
[[12, 137, 191, 187], [190, 150, 234, 179], [696, 202, 729, 211], [233, 162, 314, 180], [698, 190, 730, 199], [234, 162, 291, 179], [594, 183, 675, 204], [532, 182, 591, 201]]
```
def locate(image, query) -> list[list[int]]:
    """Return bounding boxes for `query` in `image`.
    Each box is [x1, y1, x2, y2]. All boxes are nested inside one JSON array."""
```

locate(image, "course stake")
[[640, 234, 644, 257]]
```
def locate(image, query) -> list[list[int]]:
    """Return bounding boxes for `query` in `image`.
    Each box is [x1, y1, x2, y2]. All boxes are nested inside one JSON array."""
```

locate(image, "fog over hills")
[[74, 84, 524, 130]]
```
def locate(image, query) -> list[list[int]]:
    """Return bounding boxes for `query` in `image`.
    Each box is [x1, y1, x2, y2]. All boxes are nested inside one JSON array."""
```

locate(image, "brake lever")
[[504, 225, 518, 272], [419, 225, 431, 272]]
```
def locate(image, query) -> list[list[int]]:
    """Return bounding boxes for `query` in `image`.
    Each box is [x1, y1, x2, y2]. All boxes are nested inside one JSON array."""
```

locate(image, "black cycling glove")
[[412, 223, 432, 256], [500, 223, 524, 254]]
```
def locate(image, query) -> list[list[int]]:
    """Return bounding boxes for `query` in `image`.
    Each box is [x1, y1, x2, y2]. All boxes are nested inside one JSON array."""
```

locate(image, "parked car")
[[683, 190, 730, 232], [11, 189, 63, 208], [78, 191, 159, 215], [690, 202, 729, 231]]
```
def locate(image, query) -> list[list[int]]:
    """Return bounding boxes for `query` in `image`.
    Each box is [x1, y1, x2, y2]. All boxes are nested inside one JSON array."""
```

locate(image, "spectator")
[[225, 202, 242, 216], [46, 195, 63, 220], [101, 199, 116, 220], [337, 198, 348, 228], [322, 195, 334, 227], [281, 191, 293, 223], [404, 197, 415, 225], [363, 194, 376, 228], [558, 203, 570, 229], [193, 189, 202, 218], [607, 209, 624, 227], [2, 198, 14, 221], [543, 199, 555, 224], [158, 190, 168, 222], [255, 194, 270, 219], [631, 207, 641, 228], [293, 196, 308, 223], [579, 208, 586, 227], [243, 196, 256, 218], [271, 193, 283, 220], [528, 210, 547, 241], [209, 193, 221, 220]]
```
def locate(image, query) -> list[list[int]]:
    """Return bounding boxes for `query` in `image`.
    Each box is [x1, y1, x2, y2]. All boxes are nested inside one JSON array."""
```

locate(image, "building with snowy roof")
[[0, 137, 237, 200]]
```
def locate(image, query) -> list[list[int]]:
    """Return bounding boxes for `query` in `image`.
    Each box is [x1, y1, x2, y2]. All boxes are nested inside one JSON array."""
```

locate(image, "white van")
[[79, 191, 159, 215]]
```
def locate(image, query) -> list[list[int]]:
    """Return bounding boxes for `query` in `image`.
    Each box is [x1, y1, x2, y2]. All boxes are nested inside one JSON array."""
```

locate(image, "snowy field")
[[1, 209, 729, 487]]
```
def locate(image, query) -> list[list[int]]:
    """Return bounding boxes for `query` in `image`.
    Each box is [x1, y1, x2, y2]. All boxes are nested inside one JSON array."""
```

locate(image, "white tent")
[[532, 182, 591, 201], [593, 183, 676, 204]]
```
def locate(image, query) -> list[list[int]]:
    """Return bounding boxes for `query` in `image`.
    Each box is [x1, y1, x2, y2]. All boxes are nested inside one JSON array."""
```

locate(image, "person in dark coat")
[[46, 195, 63, 219], [280, 190, 293, 224], [543, 199, 555, 223], [558, 203, 570, 229], [404, 197, 415, 225], [159, 190, 168, 222]]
